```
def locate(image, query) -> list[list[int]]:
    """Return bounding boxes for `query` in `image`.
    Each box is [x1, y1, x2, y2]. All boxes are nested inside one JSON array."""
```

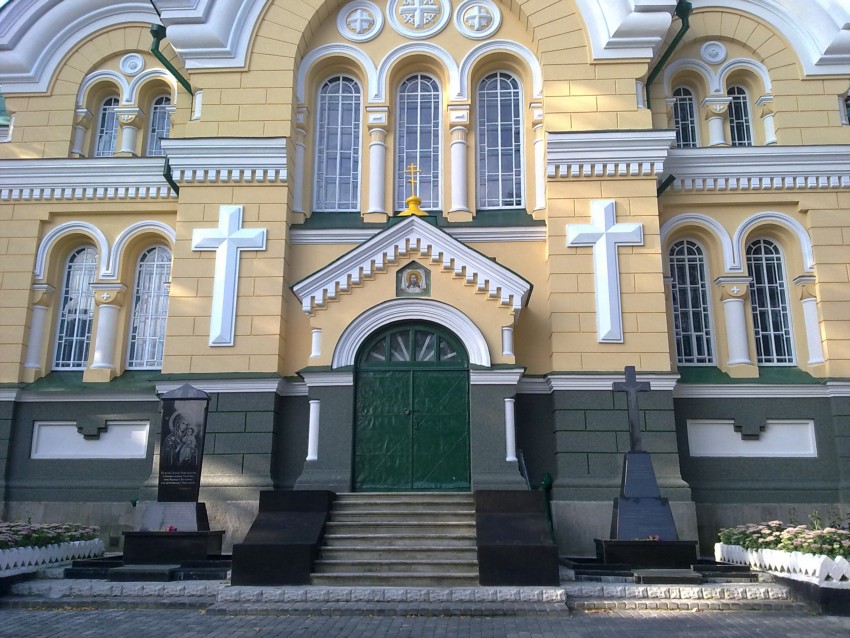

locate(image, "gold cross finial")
[[404, 163, 421, 199], [397, 162, 428, 217]]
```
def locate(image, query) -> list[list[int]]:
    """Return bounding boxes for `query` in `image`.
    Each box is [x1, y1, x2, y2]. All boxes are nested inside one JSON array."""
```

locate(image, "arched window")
[[127, 246, 172, 369], [477, 72, 522, 209], [94, 96, 119, 157], [669, 240, 713, 364], [396, 75, 441, 211], [843, 94, 850, 125], [315, 75, 362, 211], [146, 95, 171, 157], [727, 86, 753, 147], [672, 87, 698, 148], [54, 247, 97, 369], [747, 239, 793, 364]]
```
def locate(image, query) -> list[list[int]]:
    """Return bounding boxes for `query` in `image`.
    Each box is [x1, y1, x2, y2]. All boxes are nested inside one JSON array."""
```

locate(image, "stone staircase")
[[310, 492, 480, 587]]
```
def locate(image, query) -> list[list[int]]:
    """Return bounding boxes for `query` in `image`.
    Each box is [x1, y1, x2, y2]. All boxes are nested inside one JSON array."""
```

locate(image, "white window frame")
[[746, 238, 795, 365], [146, 95, 172, 157], [314, 75, 362, 212], [395, 74, 442, 211], [672, 86, 698, 148], [94, 96, 119, 157], [476, 71, 524, 210], [727, 85, 753, 147], [53, 246, 97, 370], [840, 93, 850, 126], [669, 239, 714, 365], [127, 245, 172, 370]]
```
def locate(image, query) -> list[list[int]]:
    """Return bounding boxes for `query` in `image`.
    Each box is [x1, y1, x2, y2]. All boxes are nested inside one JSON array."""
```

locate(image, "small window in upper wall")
[[54, 247, 97, 370], [146, 96, 172, 157], [127, 246, 171, 369], [476, 72, 523, 209], [727, 86, 753, 147], [94, 97, 119, 157], [314, 75, 362, 212], [672, 87, 698, 148]]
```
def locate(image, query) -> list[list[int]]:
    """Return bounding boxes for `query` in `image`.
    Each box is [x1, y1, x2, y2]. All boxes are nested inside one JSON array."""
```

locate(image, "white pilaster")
[[449, 126, 469, 213], [115, 107, 143, 156], [89, 284, 127, 370], [501, 326, 513, 356], [702, 97, 731, 147], [24, 284, 55, 369], [504, 397, 517, 462], [795, 275, 825, 365], [310, 329, 322, 358], [293, 111, 308, 214], [306, 399, 321, 461], [531, 103, 545, 211], [757, 96, 777, 145], [368, 128, 387, 214], [716, 278, 752, 366], [70, 109, 92, 157]]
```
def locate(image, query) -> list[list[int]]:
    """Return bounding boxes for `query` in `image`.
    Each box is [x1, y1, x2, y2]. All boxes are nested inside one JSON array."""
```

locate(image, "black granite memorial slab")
[[157, 384, 210, 503], [121, 530, 224, 564], [595, 539, 698, 569], [475, 490, 559, 586], [611, 452, 678, 541], [231, 490, 335, 586]]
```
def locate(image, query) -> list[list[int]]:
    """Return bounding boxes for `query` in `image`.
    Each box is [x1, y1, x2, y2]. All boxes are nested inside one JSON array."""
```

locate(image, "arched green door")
[[354, 323, 470, 491]]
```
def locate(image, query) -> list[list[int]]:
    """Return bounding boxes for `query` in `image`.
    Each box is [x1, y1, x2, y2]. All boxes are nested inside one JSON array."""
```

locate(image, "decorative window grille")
[[54, 247, 97, 369], [672, 87, 698, 148], [94, 97, 119, 157], [747, 239, 794, 364], [146, 96, 171, 157], [476, 72, 522, 209], [395, 75, 441, 210], [728, 86, 753, 147], [315, 76, 362, 211], [669, 240, 714, 364], [127, 246, 172, 369]]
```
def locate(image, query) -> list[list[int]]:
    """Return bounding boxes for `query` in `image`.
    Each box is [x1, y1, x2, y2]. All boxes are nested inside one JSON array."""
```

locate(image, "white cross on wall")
[[192, 205, 267, 346], [347, 9, 374, 34], [400, 0, 438, 28], [566, 200, 644, 343], [464, 6, 492, 30]]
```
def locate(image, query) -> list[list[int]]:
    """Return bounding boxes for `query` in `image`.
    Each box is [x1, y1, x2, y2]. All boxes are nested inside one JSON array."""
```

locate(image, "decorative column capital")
[[447, 104, 470, 127], [115, 107, 144, 128], [296, 106, 309, 127], [794, 274, 817, 300], [366, 106, 389, 129], [701, 96, 732, 119], [529, 101, 543, 125], [31, 283, 56, 307], [756, 95, 774, 117], [73, 108, 93, 129], [91, 283, 127, 307], [715, 276, 750, 301]]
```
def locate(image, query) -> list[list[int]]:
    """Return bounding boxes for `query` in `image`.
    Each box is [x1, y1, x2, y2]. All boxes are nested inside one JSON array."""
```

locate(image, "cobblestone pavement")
[[1, 607, 848, 637]]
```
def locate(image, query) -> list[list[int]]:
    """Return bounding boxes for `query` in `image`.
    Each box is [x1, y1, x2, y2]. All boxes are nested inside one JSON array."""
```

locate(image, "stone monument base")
[[122, 530, 225, 564], [595, 539, 698, 569]]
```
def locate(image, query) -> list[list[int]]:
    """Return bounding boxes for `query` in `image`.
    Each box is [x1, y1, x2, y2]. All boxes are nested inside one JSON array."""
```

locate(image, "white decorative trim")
[[120, 53, 145, 76], [673, 383, 850, 399], [0, 390, 20, 402], [666, 146, 850, 193], [33, 221, 110, 281], [660, 214, 735, 275], [716, 544, 850, 587], [191, 205, 267, 347], [457, 40, 542, 101], [700, 41, 727, 65], [455, 0, 501, 40], [332, 299, 492, 368], [574, 0, 676, 61], [544, 373, 680, 392], [547, 131, 676, 179], [338, 1, 383, 43], [731, 212, 814, 273], [0, 540, 104, 574], [375, 42, 458, 104], [16, 391, 156, 403], [663, 57, 771, 97], [687, 419, 817, 458], [278, 379, 308, 396], [0, 158, 176, 203], [76, 68, 177, 108], [31, 420, 150, 459], [155, 378, 283, 395], [296, 44, 377, 104], [161, 137, 287, 184], [387, 0, 451, 40], [470, 369, 523, 385], [289, 226, 546, 245], [102, 221, 176, 280], [567, 200, 643, 343], [293, 217, 531, 317], [299, 371, 354, 387]]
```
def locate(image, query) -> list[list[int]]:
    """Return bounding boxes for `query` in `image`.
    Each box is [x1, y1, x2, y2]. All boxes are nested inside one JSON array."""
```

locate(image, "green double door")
[[353, 324, 470, 491]]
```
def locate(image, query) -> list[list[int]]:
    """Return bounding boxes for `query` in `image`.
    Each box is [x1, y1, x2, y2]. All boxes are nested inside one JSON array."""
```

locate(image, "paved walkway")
[[1, 606, 849, 637]]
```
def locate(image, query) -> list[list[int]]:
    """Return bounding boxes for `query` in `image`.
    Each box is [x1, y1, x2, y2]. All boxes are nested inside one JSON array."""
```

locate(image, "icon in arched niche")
[[397, 262, 430, 297]]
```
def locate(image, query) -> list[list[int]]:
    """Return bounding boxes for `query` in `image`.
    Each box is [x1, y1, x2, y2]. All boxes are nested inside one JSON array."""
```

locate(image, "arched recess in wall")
[[102, 221, 176, 280], [731, 212, 814, 273], [34, 221, 109, 280]]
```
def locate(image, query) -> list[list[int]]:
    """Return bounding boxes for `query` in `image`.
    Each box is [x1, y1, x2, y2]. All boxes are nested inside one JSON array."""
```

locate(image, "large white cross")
[[400, 0, 438, 28], [566, 200, 643, 343], [192, 205, 267, 346]]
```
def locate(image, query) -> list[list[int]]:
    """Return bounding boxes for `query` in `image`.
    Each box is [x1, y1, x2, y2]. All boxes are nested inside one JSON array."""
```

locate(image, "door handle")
[[404, 409, 411, 415]]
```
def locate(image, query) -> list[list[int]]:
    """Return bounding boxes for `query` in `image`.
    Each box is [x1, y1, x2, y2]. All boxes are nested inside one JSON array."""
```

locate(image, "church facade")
[[0, 0, 849, 555]]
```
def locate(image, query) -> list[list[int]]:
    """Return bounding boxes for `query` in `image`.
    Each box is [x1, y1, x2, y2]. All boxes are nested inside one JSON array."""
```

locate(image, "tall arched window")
[[747, 239, 793, 364], [146, 96, 172, 157], [396, 75, 441, 210], [54, 247, 97, 369], [728, 86, 753, 147], [127, 246, 172, 369], [669, 240, 713, 364], [672, 87, 698, 148], [94, 96, 119, 157], [477, 72, 522, 209], [315, 75, 362, 211]]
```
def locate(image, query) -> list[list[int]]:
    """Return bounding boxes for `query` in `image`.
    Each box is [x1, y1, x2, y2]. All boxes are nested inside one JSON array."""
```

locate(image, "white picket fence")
[[0, 539, 104, 574], [716, 542, 850, 587]]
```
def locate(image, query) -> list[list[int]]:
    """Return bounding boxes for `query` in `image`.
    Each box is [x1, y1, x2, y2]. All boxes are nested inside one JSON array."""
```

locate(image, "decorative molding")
[[547, 131, 676, 179], [0, 390, 20, 402], [120, 52, 145, 76], [574, 0, 677, 61], [700, 41, 727, 65], [470, 369, 523, 385], [673, 383, 850, 399], [687, 418, 817, 458], [337, 1, 383, 43], [102, 221, 176, 280], [660, 213, 735, 274], [332, 299, 492, 368], [33, 221, 110, 280], [455, 0, 501, 40], [161, 137, 287, 184], [76, 68, 178, 108], [299, 371, 354, 387], [277, 379, 308, 396], [731, 212, 814, 273], [156, 378, 283, 395], [456, 40, 542, 101], [289, 226, 546, 245], [387, 0, 451, 40], [663, 57, 771, 97], [518, 373, 680, 393], [292, 216, 532, 316], [16, 391, 156, 403], [0, 158, 176, 203], [665, 146, 850, 193], [375, 42, 458, 104], [31, 420, 150, 459]]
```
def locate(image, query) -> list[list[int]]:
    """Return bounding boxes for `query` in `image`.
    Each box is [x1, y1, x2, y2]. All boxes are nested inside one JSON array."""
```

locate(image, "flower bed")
[[0, 522, 103, 575]]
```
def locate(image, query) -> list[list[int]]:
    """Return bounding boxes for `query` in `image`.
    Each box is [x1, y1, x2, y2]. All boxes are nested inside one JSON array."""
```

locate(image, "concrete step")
[[333, 500, 474, 513], [314, 559, 478, 574], [569, 598, 809, 613], [330, 510, 474, 523], [320, 547, 478, 561], [310, 573, 480, 587], [334, 492, 473, 503], [322, 533, 477, 548], [324, 521, 476, 535]]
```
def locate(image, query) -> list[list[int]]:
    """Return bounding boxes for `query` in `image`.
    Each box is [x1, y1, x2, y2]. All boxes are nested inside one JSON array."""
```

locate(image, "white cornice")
[[289, 226, 546, 245], [161, 137, 287, 184], [519, 373, 680, 393], [155, 378, 282, 394], [16, 391, 156, 403], [299, 371, 354, 387], [292, 216, 532, 316], [0, 158, 176, 202], [665, 146, 850, 193], [470, 369, 524, 385], [547, 131, 676, 179], [574, 0, 676, 61], [673, 382, 850, 398], [0, 389, 20, 401]]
